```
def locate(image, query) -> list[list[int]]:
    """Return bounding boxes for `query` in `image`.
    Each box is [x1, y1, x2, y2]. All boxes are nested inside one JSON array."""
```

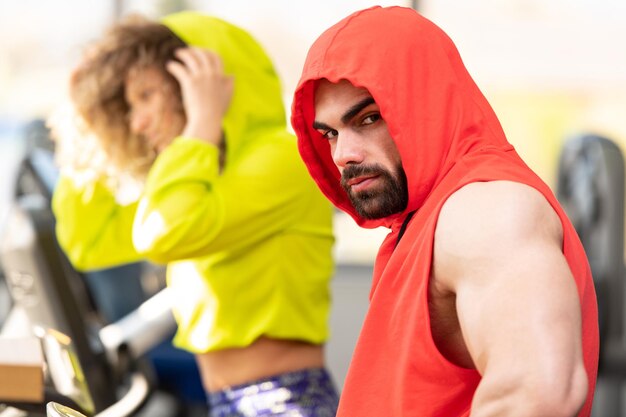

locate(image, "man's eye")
[[362, 113, 381, 125], [322, 129, 338, 140]]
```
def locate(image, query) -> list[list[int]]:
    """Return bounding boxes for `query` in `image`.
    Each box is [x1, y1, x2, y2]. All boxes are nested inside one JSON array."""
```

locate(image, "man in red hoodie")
[[291, 6, 599, 417]]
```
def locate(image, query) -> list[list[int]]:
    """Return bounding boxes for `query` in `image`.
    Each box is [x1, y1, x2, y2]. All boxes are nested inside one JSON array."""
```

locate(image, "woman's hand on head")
[[166, 47, 234, 146]]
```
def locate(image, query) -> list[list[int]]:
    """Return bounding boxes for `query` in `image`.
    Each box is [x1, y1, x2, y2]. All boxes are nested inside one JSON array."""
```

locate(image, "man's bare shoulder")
[[433, 180, 563, 288]]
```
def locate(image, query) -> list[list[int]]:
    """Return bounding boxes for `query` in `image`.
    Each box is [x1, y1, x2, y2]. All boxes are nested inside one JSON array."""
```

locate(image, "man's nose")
[[332, 132, 364, 169]]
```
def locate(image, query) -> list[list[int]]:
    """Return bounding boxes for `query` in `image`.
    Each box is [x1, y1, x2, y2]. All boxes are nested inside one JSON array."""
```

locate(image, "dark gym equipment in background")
[[557, 134, 626, 417]]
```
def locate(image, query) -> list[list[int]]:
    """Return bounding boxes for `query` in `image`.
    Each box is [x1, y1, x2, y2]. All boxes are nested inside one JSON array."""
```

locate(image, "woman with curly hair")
[[51, 12, 338, 417]]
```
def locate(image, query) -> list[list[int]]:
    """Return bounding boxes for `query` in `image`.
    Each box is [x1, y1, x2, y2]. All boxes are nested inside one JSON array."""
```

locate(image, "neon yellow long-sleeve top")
[[52, 12, 335, 353]]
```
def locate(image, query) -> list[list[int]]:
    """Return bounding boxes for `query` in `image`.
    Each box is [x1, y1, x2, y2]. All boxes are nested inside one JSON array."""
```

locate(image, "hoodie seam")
[[319, 10, 367, 76]]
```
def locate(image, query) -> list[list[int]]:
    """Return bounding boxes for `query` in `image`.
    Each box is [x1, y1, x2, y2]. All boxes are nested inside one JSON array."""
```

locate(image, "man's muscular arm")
[[433, 181, 588, 417]]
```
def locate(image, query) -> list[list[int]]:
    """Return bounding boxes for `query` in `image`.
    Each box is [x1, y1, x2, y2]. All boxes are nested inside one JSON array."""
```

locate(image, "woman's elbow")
[[56, 233, 92, 272], [60, 242, 112, 272], [64, 249, 92, 272]]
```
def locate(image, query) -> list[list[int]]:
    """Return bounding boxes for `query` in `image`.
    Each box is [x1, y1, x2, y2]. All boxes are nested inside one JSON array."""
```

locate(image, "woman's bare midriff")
[[195, 336, 325, 392]]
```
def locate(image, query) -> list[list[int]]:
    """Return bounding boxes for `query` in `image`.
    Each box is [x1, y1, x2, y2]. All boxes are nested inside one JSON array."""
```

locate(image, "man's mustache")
[[340, 164, 388, 190]]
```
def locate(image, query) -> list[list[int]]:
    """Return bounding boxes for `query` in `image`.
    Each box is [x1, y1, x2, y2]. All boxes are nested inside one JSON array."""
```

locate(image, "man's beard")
[[340, 163, 408, 220]]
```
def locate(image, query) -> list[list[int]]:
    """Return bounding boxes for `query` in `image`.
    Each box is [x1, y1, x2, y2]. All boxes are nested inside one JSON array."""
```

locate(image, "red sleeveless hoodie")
[[291, 6, 598, 417]]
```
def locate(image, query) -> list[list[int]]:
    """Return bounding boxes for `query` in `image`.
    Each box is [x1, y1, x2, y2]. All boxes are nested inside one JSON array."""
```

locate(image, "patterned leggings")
[[207, 368, 339, 417]]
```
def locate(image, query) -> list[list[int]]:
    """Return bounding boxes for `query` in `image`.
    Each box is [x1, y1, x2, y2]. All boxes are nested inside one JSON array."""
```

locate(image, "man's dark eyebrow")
[[312, 120, 332, 131], [341, 97, 376, 124], [312, 96, 376, 131]]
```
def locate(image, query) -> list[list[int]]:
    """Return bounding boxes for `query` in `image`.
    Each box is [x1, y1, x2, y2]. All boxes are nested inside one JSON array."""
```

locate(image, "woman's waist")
[[195, 336, 325, 392]]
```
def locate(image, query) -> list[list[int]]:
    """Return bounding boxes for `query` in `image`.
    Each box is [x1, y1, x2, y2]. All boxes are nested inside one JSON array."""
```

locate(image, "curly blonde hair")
[[50, 15, 186, 183]]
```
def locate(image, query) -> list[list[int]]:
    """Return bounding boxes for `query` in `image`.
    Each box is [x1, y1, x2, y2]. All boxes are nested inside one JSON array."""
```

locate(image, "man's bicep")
[[455, 240, 583, 378], [453, 234, 588, 415], [434, 181, 586, 410]]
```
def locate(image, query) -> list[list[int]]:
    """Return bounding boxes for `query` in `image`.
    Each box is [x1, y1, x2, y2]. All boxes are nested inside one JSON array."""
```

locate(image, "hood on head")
[[291, 6, 510, 229], [162, 12, 286, 161]]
